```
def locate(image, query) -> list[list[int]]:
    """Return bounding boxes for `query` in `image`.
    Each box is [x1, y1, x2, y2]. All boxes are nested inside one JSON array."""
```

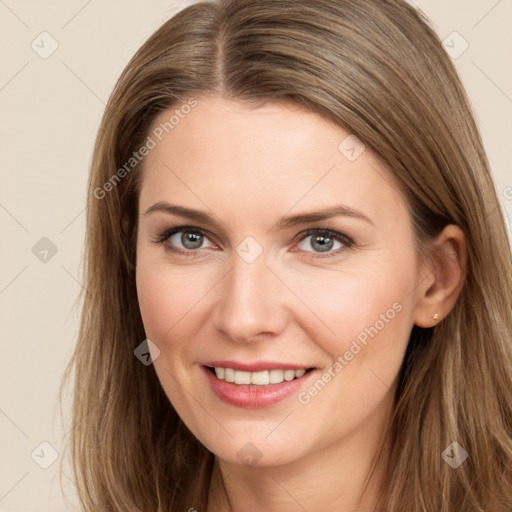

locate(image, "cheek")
[[136, 265, 171, 341], [287, 266, 415, 440], [287, 257, 416, 372], [135, 257, 207, 344]]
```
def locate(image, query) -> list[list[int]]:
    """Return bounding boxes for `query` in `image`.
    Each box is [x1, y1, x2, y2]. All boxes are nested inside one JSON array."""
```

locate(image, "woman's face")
[[136, 96, 424, 467]]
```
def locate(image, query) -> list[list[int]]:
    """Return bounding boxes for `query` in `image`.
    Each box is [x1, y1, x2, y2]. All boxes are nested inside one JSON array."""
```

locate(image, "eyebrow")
[[144, 201, 374, 231]]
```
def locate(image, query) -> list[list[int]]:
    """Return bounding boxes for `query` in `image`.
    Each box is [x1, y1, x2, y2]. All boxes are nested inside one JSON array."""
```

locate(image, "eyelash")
[[153, 225, 355, 259]]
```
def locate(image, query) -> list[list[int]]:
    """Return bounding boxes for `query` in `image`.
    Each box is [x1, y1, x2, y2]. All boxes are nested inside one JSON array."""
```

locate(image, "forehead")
[[139, 95, 407, 227]]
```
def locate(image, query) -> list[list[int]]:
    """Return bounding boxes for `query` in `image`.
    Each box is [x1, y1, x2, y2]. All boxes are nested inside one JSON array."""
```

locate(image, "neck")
[[206, 392, 393, 512]]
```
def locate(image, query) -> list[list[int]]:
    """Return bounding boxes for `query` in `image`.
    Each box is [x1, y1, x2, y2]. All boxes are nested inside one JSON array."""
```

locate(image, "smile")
[[210, 367, 308, 385], [202, 363, 317, 408]]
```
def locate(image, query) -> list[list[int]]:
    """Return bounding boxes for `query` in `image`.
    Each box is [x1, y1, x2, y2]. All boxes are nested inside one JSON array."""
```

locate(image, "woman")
[[63, 0, 512, 510]]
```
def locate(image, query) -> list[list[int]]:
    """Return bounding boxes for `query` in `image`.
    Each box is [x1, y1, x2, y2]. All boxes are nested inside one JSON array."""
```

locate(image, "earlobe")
[[413, 225, 467, 328]]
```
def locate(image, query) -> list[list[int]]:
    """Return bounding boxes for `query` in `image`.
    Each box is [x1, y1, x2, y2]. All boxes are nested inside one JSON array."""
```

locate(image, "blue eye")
[[156, 226, 214, 256], [168, 229, 213, 251], [295, 228, 353, 255], [154, 226, 353, 258]]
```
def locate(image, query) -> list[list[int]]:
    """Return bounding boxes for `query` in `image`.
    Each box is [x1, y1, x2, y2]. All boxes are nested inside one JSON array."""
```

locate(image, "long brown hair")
[[62, 0, 512, 510]]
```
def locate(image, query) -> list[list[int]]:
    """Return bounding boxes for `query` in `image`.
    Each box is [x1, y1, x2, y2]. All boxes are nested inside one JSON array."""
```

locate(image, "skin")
[[135, 95, 467, 512]]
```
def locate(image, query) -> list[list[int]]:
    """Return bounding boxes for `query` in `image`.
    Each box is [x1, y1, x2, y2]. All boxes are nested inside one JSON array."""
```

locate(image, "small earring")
[[433, 313, 439, 320]]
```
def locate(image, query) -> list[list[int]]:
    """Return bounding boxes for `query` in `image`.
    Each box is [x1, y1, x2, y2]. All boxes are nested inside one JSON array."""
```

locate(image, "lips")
[[201, 361, 317, 408]]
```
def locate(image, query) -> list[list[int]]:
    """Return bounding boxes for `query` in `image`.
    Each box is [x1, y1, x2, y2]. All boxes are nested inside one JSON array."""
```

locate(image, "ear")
[[122, 211, 131, 235], [413, 224, 467, 327], [121, 210, 139, 269]]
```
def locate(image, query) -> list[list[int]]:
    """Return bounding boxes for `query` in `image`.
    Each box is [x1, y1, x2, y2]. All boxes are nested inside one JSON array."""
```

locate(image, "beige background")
[[0, 1, 511, 510]]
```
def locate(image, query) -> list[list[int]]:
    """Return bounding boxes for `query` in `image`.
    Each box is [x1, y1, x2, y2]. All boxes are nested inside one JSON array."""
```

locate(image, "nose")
[[212, 254, 289, 343]]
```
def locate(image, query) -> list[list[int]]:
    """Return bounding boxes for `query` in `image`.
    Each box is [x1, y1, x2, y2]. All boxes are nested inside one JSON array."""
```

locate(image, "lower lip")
[[202, 366, 316, 408]]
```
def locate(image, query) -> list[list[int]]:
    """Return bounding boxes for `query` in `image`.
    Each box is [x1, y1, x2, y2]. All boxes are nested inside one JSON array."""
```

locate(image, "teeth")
[[283, 369, 295, 381], [269, 369, 284, 384], [235, 370, 251, 385], [211, 367, 308, 385], [224, 368, 235, 383], [251, 371, 269, 385]]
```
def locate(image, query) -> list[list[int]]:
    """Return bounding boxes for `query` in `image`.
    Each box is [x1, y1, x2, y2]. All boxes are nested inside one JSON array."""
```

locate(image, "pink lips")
[[201, 362, 316, 408]]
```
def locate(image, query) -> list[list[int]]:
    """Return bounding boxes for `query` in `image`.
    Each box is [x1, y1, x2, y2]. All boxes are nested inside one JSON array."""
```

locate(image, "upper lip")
[[203, 360, 313, 372]]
